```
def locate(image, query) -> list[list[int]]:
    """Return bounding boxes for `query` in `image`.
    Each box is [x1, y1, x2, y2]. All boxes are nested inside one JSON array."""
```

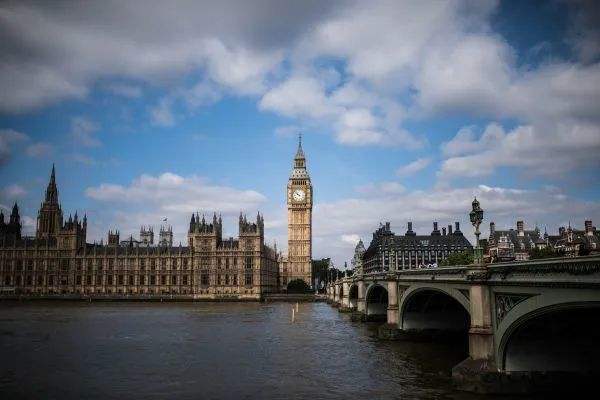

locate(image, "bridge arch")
[[496, 289, 600, 372], [399, 285, 470, 334], [348, 284, 358, 309], [365, 283, 388, 319]]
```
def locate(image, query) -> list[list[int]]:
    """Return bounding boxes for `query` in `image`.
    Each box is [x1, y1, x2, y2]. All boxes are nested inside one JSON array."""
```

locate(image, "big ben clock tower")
[[284, 135, 313, 287]]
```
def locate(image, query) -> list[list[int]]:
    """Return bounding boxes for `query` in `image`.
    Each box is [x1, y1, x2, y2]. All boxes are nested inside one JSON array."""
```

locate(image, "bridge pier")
[[378, 280, 403, 338], [452, 281, 497, 392], [339, 281, 353, 312], [350, 280, 366, 320], [333, 284, 340, 307]]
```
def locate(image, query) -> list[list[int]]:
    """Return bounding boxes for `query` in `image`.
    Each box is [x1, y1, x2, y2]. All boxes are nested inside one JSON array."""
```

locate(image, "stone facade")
[[0, 166, 279, 300], [362, 221, 473, 272], [487, 219, 599, 261], [279, 137, 313, 288]]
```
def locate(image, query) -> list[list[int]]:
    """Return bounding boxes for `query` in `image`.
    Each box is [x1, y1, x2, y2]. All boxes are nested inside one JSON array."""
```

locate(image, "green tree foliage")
[[287, 279, 311, 293], [441, 251, 474, 266]]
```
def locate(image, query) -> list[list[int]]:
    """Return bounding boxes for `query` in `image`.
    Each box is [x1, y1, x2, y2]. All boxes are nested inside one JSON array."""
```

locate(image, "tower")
[[36, 164, 63, 241], [159, 225, 173, 247], [286, 134, 313, 286], [140, 226, 154, 245]]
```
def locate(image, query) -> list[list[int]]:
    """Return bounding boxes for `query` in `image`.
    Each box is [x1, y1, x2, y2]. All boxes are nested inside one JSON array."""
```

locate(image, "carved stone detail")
[[495, 293, 535, 324], [459, 289, 470, 300]]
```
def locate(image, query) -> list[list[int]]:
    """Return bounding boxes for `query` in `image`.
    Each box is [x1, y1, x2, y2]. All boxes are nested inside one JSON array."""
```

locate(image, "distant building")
[[549, 220, 599, 257], [279, 137, 313, 288], [159, 225, 173, 247], [487, 221, 547, 262], [487, 219, 599, 261], [0, 165, 279, 299], [362, 221, 473, 272], [139, 226, 154, 245], [351, 239, 365, 275]]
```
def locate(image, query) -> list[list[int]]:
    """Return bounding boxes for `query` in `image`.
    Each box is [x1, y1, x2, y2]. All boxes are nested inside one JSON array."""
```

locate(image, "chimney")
[[432, 222, 440, 235], [442, 227, 447, 236], [517, 220, 524, 236], [490, 222, 495, 237], [448, 224, 453, 235], [454, 221, 461, 234], [406, 221, 416, 236], [585, 220, 593, 236], [559, 226, 566, 236]]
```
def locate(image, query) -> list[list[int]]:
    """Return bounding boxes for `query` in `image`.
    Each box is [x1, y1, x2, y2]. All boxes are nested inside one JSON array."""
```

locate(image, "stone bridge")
[[326, 255, 600, 393]]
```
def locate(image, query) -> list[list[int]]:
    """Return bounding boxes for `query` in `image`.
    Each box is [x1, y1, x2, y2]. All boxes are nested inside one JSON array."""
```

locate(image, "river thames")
[[0, 301, 498, 399]]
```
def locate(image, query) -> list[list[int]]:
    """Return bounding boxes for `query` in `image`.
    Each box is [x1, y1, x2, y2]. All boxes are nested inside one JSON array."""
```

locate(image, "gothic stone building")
[[279, 137, 313, 288], [362, 221, 473, 272], [487, 219, 600, 261], [487, 220, 547, 262], [0, 166, 279, 300]]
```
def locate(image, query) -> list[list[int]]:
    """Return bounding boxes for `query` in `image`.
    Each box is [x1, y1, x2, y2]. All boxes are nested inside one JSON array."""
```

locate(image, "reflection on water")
[[1, 301, 491, 399]]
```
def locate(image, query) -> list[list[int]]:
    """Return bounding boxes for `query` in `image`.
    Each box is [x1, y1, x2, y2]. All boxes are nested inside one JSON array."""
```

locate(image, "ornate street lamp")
[[470, 197, 484, 264]]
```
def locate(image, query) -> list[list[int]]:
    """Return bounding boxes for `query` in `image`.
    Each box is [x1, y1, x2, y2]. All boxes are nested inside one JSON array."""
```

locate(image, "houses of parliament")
[[0, 141, 314, 299]]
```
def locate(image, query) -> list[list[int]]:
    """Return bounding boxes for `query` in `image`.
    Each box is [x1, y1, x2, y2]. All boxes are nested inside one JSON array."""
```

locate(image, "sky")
[[0, 0, 599, 267]]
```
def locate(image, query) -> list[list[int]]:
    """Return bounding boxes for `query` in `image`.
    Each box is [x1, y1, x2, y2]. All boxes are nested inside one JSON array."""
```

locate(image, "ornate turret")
[[36, 164, 63, 240], [58, 209, 86, 249], [290, 134, 310, 180], [187, 211, 222, 250], [45, 164, 59, 204], [159, 225, 173, 247], [0, 202, 22, 240]]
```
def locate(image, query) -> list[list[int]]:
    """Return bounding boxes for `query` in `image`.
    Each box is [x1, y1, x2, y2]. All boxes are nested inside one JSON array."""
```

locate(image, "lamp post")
[[470, 197, 484, 265]]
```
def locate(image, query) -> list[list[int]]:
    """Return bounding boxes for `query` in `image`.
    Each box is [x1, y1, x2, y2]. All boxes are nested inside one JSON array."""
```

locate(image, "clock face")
[[292, 189, 305, 202]]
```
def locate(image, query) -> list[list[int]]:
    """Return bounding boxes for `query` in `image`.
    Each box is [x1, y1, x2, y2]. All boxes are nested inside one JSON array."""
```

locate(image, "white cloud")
[[85, 172, 268, 243], [439, 122, 600, 179], [260, 75, 337, 119], [355, 181, 405, 195], [105, 83, 142, 98], [341, 234, 361, 246], [26, 142, 54, 158], [396, 157, 431, 177], [150, 98, 175, 127], [274, 125, 302, 138], [0, 1, 303, 113], [2, 184, 27, 199], [71, 116, 101, 147], [311, 183, 600, 265], [0, 129, 28, 165]]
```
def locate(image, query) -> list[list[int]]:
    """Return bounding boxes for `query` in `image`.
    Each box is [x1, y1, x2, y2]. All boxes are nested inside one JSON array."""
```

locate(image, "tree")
[[441, 251, 474, 266], [287, 279, 311, 293]]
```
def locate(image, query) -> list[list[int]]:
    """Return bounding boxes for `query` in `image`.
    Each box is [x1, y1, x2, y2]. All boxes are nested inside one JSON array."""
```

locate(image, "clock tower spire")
[[282, 134, 313, 288]]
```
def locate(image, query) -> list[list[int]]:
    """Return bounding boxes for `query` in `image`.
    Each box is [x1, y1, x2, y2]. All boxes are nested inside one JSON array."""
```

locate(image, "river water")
[[0, 301, 494, 399]]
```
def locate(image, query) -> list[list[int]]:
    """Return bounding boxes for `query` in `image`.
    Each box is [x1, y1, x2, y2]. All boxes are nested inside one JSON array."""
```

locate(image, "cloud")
[[0, 0, 324, 113], [70, 153, 119, 167], [439, 122, 600, 179], [355, 181, 405, 195], [0, 129, 28, 165], [341, 234, 361, 246], [260, 75, 337, 119], [311, 183, 600, 265], [85, 172, 268, 242], [71, 116, 101, 147], [396, 157, 431, 177], [2, 184, 27, 199], [105, 83, 142, 98], [274, 125, 302, 138], [26, 142, 54, 158], [150, 98, 175, 127]]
